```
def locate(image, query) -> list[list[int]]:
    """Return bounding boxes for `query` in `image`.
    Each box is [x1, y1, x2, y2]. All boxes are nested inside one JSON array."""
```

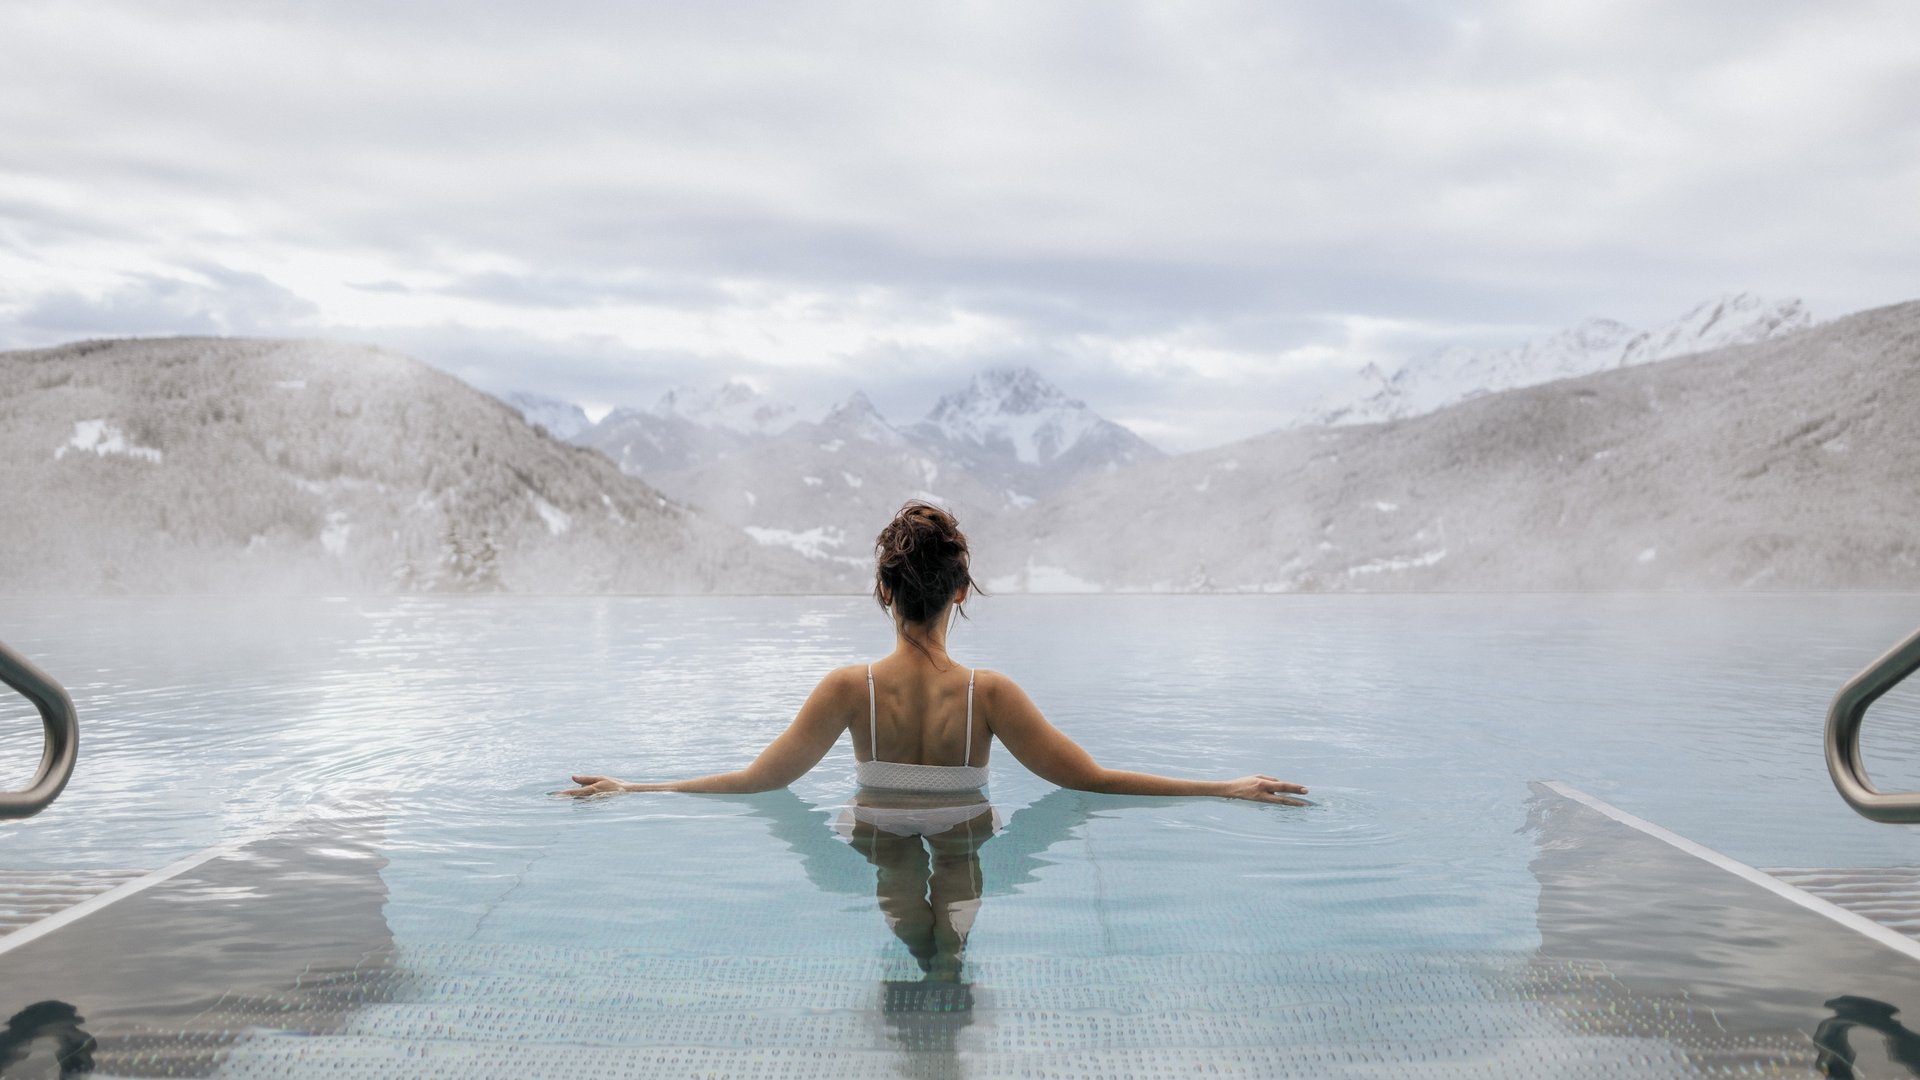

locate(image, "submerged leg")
[[923, 808, 995, 981], [848, 819, 939, 972]]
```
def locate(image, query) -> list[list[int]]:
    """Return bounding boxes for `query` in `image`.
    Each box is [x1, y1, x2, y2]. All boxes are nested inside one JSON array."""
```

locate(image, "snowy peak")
[[576, 401, 749, 478], [1306, 293, 1813, 427], [919, 367, 1107, 467], [904, 366, 1164, 499], [1619, 293, 1812, 366], [502, 391, 592, 441], [928, 366, 1074, 423], [653, 380, 797, 437], [820, 391, 904, 446]]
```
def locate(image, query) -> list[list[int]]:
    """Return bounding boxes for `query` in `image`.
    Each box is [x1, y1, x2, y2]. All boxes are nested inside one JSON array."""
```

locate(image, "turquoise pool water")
[[4, 594, 1920, 1076]]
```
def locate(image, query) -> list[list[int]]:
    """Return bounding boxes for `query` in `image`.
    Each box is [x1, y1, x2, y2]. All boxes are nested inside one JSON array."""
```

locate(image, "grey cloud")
[[433, 270, 729, 311], [16, 263, 319, 340], [1, 0, 1915, 448], [342, 322, 802, 416]]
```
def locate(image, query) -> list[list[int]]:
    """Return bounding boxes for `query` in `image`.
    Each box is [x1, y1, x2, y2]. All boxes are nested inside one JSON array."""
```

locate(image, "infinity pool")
[[4, 594, 1920, 1077]]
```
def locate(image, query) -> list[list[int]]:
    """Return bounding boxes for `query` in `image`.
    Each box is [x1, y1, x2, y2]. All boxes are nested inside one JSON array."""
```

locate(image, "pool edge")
[[1539, 779, 1920, 965]]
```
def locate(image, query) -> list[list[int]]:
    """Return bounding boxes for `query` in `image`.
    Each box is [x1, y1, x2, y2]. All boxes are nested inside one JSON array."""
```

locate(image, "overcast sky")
[[2, 1, 1915, 451]]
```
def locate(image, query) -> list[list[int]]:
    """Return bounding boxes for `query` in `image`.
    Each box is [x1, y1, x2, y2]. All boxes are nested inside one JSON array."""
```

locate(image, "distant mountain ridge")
[[655, 380, 798, 436], [21, 294, 1896, 597], [1305, 293, 1813, 427], [516, 365, 1160, 573]]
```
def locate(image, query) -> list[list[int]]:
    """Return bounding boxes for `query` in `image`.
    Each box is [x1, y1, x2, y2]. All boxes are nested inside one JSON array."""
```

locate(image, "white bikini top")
[[856, 664, 989, 793]]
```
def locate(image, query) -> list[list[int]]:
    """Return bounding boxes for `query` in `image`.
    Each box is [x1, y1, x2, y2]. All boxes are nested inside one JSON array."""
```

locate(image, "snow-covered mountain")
[[818, 391, 907, 449], [575, 406, 743, 478], [982, 299, 1914, 593], [568, 380, 799, 478], [646, 391, 1001, 581], [569, 367, 1159, 505], [655, 380, 797, 437], [554, 367, 1158, 576], [909, 367, 1165, 500], [502, 390, 592, 441], [1305, 293, 1813, 427]]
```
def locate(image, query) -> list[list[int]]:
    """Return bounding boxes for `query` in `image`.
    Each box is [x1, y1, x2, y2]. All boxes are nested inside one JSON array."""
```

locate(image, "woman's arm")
[[560, 667, 857, 796], [981, 672, 1309, 805]]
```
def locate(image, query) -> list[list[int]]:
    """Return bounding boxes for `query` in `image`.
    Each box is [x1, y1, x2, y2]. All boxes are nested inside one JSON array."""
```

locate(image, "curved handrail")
[[1826, 625, 1920, 823], [0, 639, 79, 820]]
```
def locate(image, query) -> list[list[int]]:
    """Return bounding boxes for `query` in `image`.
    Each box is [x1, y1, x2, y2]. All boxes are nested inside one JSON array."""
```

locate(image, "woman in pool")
[[562, 501, 1307, 806]]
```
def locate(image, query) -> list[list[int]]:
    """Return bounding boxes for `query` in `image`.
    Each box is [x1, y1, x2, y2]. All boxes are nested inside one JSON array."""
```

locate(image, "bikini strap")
[[867, 664, 877, 757], [965, 668, 976, 767]]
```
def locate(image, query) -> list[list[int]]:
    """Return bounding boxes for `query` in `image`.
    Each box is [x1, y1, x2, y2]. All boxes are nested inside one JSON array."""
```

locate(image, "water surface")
[[4, 594, 1920, 1076]]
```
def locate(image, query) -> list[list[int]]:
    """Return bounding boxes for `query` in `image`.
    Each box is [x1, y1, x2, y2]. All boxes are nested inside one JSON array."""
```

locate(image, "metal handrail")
[[0, 639, 79, 820], [1826, 625, 1920, 823]]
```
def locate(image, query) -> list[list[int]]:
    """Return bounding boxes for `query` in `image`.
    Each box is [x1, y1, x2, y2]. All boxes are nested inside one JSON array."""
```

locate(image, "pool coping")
[[1541, 780, 1920, 965], [0, 818, 292, 959]]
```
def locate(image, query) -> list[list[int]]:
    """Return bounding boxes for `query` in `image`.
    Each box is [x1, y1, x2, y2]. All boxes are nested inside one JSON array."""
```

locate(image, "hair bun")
[[874, 501, 981, 625]]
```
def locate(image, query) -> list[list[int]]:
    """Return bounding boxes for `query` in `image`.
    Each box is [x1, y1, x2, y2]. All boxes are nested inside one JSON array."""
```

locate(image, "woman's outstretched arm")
[[981, 671, 1308, 805], [559, 667, 857, 796]]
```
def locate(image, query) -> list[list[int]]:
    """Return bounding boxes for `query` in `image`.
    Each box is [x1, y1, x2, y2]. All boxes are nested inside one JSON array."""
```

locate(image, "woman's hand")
[[558, 774, 631, 797], [1220, 775, 1310, 805]]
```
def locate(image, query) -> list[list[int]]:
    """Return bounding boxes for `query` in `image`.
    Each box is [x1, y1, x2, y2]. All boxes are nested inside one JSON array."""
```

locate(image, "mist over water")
[[5, 592, 1919, 874]]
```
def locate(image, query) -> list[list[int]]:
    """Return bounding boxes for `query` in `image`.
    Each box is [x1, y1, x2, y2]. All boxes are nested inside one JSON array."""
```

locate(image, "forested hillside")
[[0, 338, 814, 594]]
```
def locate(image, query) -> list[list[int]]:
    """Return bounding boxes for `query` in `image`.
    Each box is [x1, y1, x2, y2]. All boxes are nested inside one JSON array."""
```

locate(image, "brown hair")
[[873, 501, 982, 628]]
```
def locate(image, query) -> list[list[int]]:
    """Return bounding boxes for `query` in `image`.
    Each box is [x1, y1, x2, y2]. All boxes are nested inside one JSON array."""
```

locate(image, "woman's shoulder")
[[822, 663, 869, 690], [798, 664, 869, 709], [968, 667, 1026, 703]]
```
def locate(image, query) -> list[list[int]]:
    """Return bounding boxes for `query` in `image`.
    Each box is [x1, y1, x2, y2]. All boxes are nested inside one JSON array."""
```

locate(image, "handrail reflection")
[[0, 1000, 96, 1077], [1814, 995, 1920, 1079]]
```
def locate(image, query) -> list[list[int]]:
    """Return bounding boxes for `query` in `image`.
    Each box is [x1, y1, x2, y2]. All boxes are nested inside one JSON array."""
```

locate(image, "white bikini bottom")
[[834, 794, 1001, 839]]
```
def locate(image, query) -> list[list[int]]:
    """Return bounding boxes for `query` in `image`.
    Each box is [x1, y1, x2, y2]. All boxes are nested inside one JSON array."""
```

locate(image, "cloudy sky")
[[2, 1, 1915, 451]]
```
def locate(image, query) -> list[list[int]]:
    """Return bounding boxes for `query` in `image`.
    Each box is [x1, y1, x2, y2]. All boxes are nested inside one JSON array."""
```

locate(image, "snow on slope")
[[1306, 294, 1813, 427], [917, 367, 1143, 465], [820, 391, 905, 448], [908, 367, 1164, 498], [918, 367, 1103, 465]]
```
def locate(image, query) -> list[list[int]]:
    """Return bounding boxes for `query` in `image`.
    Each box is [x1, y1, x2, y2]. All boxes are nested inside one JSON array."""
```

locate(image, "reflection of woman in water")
[[563, 501, 1308, 805], [564, 501, 1308, 989]]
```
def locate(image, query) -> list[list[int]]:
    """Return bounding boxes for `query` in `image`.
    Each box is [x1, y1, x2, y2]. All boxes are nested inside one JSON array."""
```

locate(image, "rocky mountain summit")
[[1305, 293, 1813, 427], [0, 338, 814, 594], [908, 367, 1165, 501]]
